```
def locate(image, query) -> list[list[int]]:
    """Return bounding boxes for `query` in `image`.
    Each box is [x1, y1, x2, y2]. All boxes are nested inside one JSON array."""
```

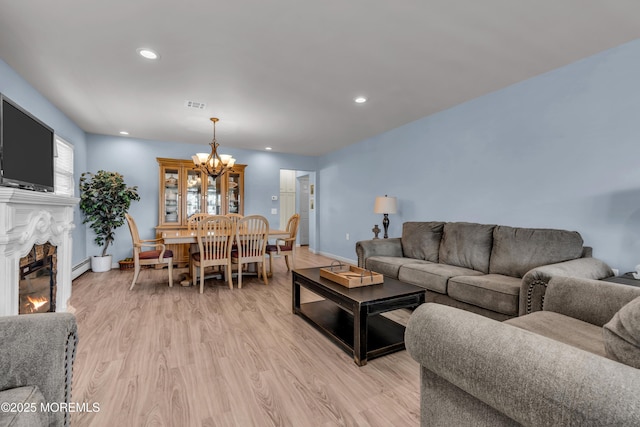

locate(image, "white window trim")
[[54, 136, 74, 197]]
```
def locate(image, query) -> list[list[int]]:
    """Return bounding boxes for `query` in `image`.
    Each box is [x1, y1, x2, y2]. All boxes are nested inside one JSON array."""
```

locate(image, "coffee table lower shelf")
[[296, 300, 407, 363], [292, 267, 425, 366]]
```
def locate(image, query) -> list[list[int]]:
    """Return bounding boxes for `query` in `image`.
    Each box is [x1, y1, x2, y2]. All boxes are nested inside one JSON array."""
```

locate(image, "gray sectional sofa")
[[405, 276, 640, 426], [356, 221, 613, 320]]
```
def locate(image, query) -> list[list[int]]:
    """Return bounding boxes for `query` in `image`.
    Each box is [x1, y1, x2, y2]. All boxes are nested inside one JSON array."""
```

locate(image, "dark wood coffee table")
[[292, 267, 425, 366]]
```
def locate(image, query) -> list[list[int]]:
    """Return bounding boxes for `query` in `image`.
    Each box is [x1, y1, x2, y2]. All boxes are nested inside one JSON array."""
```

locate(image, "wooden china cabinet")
[[155, 157, 246, 265]]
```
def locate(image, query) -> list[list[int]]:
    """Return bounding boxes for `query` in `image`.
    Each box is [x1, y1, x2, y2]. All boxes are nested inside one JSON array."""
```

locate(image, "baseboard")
[[72, 258, 91, 280], [318, 251, 357, 266]]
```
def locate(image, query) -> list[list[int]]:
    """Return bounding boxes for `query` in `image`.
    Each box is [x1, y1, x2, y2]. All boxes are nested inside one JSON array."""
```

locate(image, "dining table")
[[160, 228, 289, 285]]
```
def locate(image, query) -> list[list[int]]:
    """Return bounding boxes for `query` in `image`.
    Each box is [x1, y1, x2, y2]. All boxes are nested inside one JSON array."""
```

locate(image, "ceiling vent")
[[185, 100, 207, 110]]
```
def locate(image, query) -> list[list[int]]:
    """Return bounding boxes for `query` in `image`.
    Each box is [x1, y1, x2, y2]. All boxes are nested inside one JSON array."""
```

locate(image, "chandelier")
[[192, 117, 236, 178]]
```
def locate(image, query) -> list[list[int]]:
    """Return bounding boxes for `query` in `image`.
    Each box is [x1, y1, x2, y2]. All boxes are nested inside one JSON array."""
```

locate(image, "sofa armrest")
[[406, 303, 640, 426], [355, 238, 402, 267], [544, 276, 640, 326], [519, 257, 613, 315], [0, 313, 78, 427]]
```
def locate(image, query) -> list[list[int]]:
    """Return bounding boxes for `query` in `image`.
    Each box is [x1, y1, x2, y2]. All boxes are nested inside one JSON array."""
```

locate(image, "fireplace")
[[19, 243, 57, 314], [0, 188, 78, 316]]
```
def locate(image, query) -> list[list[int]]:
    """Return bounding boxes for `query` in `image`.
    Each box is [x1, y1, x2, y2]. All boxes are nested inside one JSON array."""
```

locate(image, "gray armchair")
[[0, 313, 78, 427], [406, 277, 640, 426]]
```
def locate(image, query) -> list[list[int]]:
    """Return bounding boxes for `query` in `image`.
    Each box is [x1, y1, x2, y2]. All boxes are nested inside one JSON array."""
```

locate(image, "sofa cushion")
[[439, 222, 495, 273], [399, 262, 483, 294], [401, 222, 445, 262], [489, 226, 584, 278], [366, 256, 427, 279], [506, 311, 606, 357], [603, 296, 640, 369], [448, 274, 521, 316], [0, 385, 49, 427]]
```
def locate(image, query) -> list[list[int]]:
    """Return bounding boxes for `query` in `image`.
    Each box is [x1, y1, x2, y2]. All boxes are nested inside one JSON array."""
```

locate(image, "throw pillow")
[[603, 296, 640, 369]]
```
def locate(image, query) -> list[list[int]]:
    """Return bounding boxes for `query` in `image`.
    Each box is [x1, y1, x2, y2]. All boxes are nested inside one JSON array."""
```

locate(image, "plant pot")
[[91, 255, 113, 272]]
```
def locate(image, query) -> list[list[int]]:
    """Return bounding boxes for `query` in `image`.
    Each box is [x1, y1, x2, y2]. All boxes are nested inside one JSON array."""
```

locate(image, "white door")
[[279, 170, 296, 229], [298, 176, 309, 245]]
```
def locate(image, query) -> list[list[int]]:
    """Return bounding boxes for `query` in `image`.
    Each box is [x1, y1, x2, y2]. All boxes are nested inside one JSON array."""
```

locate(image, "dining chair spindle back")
[[192, 215, 234, 293], [232, 215, 269, 288]]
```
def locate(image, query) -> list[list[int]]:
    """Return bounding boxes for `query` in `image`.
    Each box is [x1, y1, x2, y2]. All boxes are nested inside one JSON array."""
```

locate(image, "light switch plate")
[[271, 208, 277, 215]]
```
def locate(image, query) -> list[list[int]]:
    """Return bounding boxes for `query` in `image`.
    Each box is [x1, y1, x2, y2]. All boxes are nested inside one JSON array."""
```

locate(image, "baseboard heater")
[[72, 258, 91, 280]]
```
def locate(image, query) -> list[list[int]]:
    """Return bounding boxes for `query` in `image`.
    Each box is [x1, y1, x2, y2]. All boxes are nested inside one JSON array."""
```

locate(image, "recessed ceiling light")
[[119, 131, 129, 135], [137, 48, 159, 60], [265, 147, 272, 151], [354, 96, 367, 104]]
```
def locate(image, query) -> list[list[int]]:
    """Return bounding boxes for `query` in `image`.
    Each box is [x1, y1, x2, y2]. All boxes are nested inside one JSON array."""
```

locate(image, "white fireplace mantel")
[[0, 188, 78, 316]]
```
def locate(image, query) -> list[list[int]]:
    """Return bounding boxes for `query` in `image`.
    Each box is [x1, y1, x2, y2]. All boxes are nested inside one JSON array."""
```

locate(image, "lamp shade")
[[374, 196, 397, 214]]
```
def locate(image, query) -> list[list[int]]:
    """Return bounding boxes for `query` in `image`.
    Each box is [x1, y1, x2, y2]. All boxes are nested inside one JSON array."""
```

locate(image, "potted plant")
[[79, 170, 140, 272]]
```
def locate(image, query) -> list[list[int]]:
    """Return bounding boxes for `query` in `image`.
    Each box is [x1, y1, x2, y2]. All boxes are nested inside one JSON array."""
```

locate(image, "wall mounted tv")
[[0, 94, 55, 192]]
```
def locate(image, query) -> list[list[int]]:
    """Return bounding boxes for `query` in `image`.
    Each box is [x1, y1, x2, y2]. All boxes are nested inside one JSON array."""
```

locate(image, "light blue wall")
[[85, 134, 317, 264], [0, 58, 88, 265], [319, 38, 640, 272]]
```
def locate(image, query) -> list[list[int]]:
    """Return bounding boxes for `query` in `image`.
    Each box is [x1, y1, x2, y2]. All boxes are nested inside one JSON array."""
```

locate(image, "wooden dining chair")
[[226, 213, 243, 250], [191, 215, 234, 293], [231, 215, 269, 288], [267, 213, 300, 274], [125, 214, 173, 290], [226, 213, 244, 223], [187, 213, 212, 271], [188, 213, 212, 232]]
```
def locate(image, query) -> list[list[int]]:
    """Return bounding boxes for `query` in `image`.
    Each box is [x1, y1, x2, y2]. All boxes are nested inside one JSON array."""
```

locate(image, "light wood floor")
[[70, 248, 420, 426]]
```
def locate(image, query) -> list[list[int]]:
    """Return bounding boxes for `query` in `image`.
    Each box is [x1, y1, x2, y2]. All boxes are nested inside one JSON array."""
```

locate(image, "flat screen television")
[[0, 94, 55, 192]]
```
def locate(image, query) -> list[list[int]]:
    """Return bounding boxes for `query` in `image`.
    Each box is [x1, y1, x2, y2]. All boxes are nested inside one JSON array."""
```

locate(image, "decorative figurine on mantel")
[[372, 224, 381, 239]]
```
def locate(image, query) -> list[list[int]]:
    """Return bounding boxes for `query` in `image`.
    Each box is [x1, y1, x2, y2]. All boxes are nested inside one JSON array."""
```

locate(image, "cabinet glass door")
[[185, 170, 202, 218], [227, 172, 241, 214], [163, 168, 180, 224], [206, 176, 221, 215]]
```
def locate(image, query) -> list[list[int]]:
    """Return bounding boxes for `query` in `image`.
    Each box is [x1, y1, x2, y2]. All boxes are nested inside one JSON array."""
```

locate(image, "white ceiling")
[[1, 1, 639, 156]]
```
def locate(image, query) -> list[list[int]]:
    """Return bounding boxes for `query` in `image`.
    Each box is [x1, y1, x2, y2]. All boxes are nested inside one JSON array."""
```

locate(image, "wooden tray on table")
[[319, 263, 383, 288]]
